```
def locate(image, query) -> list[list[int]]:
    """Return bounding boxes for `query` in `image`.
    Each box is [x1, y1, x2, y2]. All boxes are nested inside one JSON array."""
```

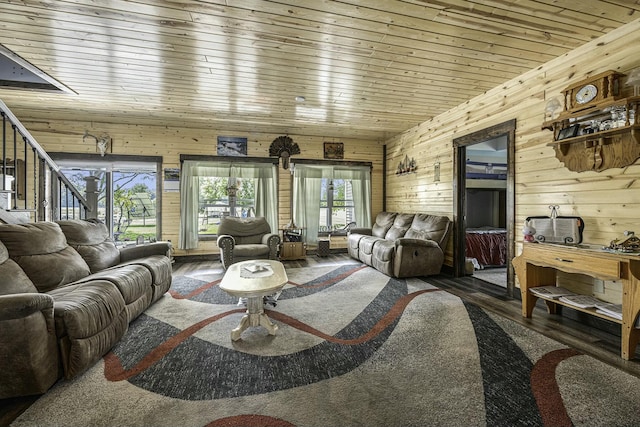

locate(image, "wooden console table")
[[512, 243, 640, 360]]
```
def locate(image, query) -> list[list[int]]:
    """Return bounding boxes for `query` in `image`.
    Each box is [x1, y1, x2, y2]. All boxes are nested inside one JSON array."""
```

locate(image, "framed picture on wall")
[[324, 142, 344, 159], [217, 136, 247, 156], [163, 168, 180, 192]]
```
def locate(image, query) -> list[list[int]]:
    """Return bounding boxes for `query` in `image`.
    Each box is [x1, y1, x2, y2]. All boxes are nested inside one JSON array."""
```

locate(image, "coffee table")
[[219, 260, 288, 341]]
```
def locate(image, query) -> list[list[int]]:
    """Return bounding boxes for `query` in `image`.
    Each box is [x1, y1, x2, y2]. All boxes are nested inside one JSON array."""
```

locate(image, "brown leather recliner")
[[216, 216, 280, 269], [348, 212, 452, 278]]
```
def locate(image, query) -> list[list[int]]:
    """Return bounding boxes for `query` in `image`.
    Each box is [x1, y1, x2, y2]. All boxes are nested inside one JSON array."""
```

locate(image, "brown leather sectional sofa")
[[348, 212, 452, 278], [0, 220, 172, 399]]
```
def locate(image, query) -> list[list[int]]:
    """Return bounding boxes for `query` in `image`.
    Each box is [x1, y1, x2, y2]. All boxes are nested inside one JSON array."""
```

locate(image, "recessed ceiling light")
[[295, 96, 306, 102]]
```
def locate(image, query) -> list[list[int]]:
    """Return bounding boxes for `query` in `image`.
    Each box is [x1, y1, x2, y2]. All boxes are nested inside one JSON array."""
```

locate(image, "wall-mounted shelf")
[[543, 93, 640, 172]]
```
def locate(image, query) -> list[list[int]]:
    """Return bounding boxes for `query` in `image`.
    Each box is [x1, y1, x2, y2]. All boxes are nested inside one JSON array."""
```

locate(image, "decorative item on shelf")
[[544, 97, 562, 121], [83, 130, 111, 156], [283, 228, 302, 242], [285, 218, 297, 229], [395, 154, 417, 175], [269, 135, 300, 170], [525, 206, 585, 245], [556, 124, 580, 140], [606, 105, 628, 128], [542, 69, 640, 172], [562, 70, 625, 111], [625, 67, 640, 96], [608, 230, 640, 252], [522, 220, 536, 243]]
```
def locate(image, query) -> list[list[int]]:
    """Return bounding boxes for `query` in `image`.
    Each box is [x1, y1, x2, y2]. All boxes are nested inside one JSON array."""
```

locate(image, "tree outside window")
[[198, 176, 255, 235]]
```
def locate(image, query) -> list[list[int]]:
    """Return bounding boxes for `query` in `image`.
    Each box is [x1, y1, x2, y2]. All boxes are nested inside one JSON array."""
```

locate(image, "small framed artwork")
[[163, 168, 180, 192], [324, 142, 344, 159], [556, 124, 580, 141], [217, 136, 247, 156]]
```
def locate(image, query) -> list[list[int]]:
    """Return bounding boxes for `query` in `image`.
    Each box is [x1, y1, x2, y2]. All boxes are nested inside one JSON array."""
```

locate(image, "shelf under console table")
[[512, 242, 640, 360]]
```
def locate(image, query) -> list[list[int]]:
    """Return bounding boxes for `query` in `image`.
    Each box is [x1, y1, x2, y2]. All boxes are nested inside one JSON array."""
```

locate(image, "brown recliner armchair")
[[216, 216, 280, 269]]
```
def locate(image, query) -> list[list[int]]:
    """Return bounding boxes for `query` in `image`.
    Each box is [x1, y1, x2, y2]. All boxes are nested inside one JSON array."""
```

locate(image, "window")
[[319, 179, 355, 233], [179, 157, 278, 250], [54, 156, 161, 243], [291, 162, 371, 245], [198, 176, 256, 235]]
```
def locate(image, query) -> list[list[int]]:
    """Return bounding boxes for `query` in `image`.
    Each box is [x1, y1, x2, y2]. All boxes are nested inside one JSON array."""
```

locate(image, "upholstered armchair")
[[216, 217, 280, 269]]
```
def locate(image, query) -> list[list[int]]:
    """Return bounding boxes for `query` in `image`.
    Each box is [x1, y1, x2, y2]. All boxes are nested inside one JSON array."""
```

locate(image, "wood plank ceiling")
[[0, 0, 639, 141]]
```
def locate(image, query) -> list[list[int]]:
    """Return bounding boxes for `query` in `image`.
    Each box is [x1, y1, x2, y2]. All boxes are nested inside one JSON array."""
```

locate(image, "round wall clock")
[[575, 84, 598, 104]]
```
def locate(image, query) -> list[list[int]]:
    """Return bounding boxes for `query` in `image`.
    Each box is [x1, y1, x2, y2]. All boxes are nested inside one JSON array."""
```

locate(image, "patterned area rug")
[[11, 263, 640, 426]]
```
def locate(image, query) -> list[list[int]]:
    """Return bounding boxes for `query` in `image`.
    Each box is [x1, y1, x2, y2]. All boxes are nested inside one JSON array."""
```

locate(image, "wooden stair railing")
[[1, 99, 91, 223]]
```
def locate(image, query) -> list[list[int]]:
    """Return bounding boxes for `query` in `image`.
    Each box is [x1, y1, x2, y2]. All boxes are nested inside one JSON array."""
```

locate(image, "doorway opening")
[[453, 120, 515, 297]]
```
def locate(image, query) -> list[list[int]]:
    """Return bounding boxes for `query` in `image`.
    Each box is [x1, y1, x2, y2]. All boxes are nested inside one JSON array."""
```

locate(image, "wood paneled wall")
[[20, 121, 383, 256], [385, 18, 640, 301]]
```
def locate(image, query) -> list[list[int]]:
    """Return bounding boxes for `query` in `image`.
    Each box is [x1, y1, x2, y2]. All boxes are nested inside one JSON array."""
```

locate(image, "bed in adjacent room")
[[465, 227, 507, 269]]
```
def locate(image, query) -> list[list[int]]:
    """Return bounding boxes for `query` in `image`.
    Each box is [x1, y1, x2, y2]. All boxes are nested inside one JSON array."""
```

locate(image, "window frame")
[[49, 152, 163, 240], [319, 178, 356, 235], [179, 154, 279, 245]]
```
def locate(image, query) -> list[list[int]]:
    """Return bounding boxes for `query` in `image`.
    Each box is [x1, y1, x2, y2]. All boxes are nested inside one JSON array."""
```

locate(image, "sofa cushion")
[[57, 220, 120, 273], [48, 280, 128, 379], [233, 243, 271, 258], [406, 214, 451, 248], [0, 222, 91, 292], [79, 264, 151, 305], [218, 216, 273, 245], [372, 239, 395, 262], [120, 255, 173, 301], [0, 241, 38, 295], [371, 212, 397, 238], [358, 235, 380, 256], [384, 213, 415, 240]]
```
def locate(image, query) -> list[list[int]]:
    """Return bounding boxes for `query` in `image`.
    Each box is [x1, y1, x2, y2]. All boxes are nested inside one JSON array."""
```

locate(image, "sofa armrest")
[[262, 233, 281, 259], [217, 234, 235, 269], [119, 242, 172, 263], [348, 227, 372, 236], [0, 293, 60, 398], [393, 238, 444, 278], [0, 293, 54, 321]]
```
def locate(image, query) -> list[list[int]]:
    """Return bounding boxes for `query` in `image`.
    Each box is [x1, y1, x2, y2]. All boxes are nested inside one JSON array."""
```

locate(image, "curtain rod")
[[180, 154, 278, 165], [291, 158, 372, 168]]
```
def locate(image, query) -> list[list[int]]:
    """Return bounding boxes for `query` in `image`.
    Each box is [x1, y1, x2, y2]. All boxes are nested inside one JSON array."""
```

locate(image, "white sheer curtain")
[[292, 163, 371, 244], [292, 165, 324, 245], [252, 164, 278, 231], [178, 160, 278, 250], [334, 166, 372, 229]]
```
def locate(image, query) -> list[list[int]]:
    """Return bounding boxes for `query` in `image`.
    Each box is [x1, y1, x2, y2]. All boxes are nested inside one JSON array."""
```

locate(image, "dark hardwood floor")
[[3, 253, 639, 426]]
